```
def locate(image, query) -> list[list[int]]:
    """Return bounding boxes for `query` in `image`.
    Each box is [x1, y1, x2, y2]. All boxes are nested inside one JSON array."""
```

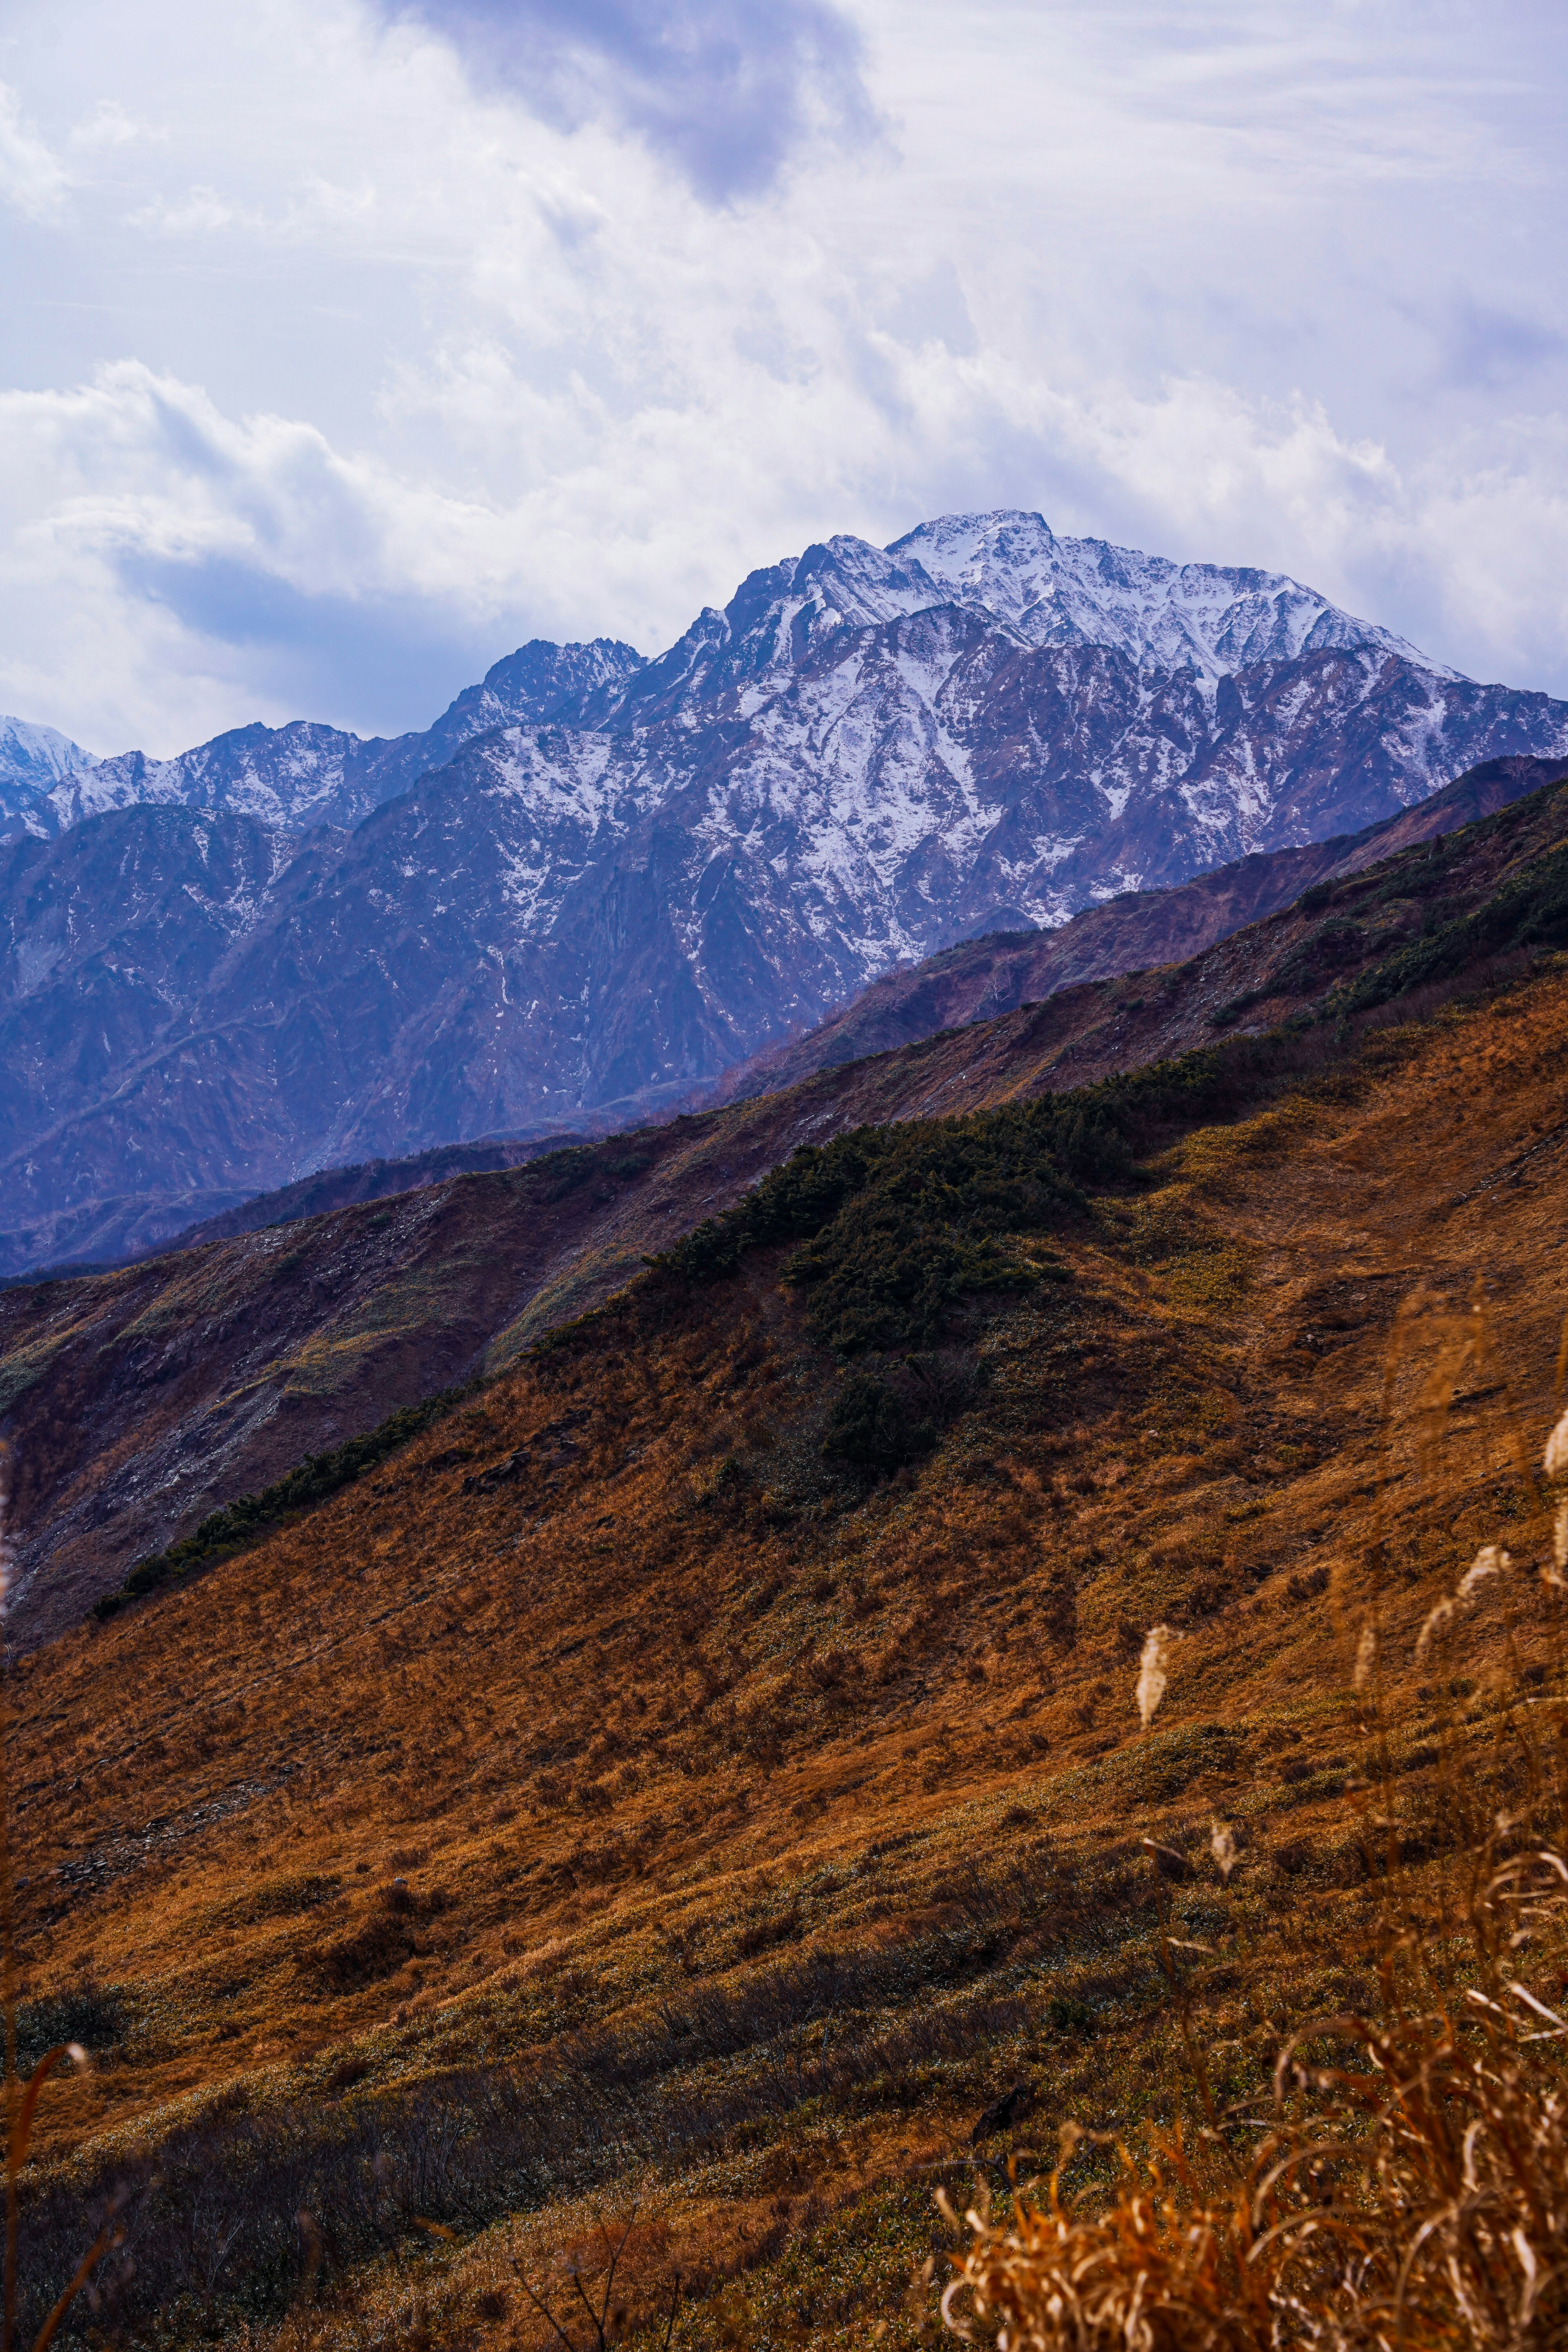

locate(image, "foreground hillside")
[[7, 759, 1568, 1642], [5, 918, 1568, 2340]]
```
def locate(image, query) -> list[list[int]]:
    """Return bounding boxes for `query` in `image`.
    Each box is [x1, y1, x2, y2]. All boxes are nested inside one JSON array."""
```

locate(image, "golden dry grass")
[[949, 1609, 1568, 2349], [4, 964, 1568, 2341]]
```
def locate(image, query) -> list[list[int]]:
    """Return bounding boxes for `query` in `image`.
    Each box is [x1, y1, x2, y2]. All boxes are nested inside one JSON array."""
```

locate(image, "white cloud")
[[379, 0, 878, 204], [0, 81, 69, 218], [68, 97, 162, 148], [0, 0, 1564, 753]]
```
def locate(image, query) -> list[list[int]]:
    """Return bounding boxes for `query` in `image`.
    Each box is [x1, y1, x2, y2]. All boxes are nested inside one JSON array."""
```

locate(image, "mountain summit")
[[893, 510, 1434, 676], [2, 510, 1566, 1273]]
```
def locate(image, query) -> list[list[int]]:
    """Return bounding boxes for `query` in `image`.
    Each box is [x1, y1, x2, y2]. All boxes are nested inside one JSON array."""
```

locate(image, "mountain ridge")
[[3, 510, 1566, 1278], [0, 637, 644, 841], [17, 748, 1556, 1287], [0, 509, 1503, 846], [7, 757, 1568, 1643], [712, 751, 1568, 1102]]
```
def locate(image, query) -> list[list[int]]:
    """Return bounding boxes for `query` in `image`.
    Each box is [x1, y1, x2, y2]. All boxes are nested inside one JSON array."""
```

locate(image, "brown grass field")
[[5, 953, 1568, 2344]]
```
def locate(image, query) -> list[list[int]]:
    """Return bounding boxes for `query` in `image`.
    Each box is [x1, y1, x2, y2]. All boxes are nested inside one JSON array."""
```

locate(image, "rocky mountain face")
[[4, 510, 1568, 1276], [715, 754, 1568, 1100], [0, 637, 643, 840]]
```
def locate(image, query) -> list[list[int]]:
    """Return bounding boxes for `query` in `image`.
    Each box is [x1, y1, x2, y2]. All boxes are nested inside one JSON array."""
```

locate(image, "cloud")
[[116, 552, 494, 731], [0, 363, 531, 745], [68, 98, 163, 149], [0, 82, 69, 219], [1438, 298, 1568, 394], [380, 0, 875, 201], [0, 0, 1565, 755]]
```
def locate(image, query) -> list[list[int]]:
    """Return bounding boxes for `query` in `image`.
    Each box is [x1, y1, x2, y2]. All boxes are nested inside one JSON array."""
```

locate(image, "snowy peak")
[[889, 509, 1060, 629], [890, 509, 1445, 682], [794, 535, 948, 631], [429, 637, 644, 744], [59, 721, 366, 835], [0, 715, 100, 834], [4, 511, 1461, 851], [0, 715, 100, 786], [612, 508, 1446, 737], [608, 536, 950, 725], [0, 639, 650, 842]]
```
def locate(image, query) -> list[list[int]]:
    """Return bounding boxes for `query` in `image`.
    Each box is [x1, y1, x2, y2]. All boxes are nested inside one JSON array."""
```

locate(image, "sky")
[[0, 0, 1565, 755]]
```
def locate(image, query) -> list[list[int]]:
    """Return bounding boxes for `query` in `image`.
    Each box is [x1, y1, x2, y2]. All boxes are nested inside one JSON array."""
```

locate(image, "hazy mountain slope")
[[7, 763, 1568, 1638], [149, 1131, 595, 1256], [0, 811, 354, 1274], [7, 945, 1566, 2346], [4, 511, 1565, 1276], [715, 753, 1568, 1099]]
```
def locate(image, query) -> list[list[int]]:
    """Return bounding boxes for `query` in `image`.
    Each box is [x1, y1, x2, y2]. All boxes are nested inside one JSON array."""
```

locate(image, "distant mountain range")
[[0, 714, 102, 819], [3, 509, 1567, 1278], [0, 638, 643, 838]]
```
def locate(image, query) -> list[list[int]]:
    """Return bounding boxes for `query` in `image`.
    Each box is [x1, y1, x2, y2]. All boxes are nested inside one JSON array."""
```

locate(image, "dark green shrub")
[[1329, 836, 1568, 1018], [16, 1978, 127, 2073], [822, 1370, 935, 1470], [1045, 1995, 1097, 2034]]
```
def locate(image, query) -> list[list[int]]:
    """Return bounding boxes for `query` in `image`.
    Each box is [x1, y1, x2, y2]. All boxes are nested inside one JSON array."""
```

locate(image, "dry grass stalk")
[[1208, 1823, 1237, 1884], [950, 1832, 1568, 2349], [512, 2210, 681, 2352]]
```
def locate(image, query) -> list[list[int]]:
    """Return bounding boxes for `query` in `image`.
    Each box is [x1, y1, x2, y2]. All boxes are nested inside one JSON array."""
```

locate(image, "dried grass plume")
[[1545, 1405, 1568, 1479], [1135, 1625, 1170, 1730]]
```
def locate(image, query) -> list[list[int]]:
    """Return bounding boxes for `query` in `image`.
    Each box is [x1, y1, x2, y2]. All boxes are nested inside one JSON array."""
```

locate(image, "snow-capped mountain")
[[3, 508, 1567, 1276], [0, 638, 643, 840]]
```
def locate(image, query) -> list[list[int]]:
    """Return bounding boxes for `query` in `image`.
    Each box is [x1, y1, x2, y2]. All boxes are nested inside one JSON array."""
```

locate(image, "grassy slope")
[[7, 769, 1568, 1645], [8, 948, 1568, 2342]]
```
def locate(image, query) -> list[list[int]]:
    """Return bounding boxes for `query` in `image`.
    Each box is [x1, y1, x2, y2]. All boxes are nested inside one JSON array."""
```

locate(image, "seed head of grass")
[[1544, 1404, 1568, 1480], [1458, 1543, 1508, 1599], [1135, 1626, 1170, 1730], [1416, 1596, 1456, 1662], [1417, 1544, 1513, 1659]]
